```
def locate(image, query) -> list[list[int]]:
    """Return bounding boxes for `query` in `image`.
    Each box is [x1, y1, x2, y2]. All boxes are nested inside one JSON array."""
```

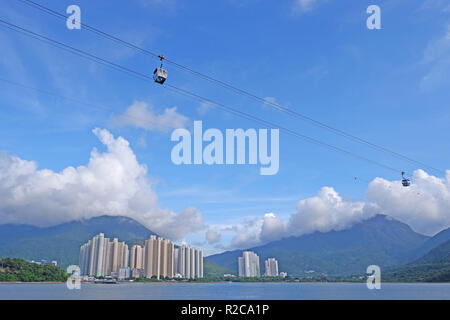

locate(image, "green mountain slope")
[[415, 239, 450, 265], [383, 239, 450, 282], [0, 215, 157, 268], [204, 260, 235, 278], [206, 215, 429, 276], [411, 227, 450, 260]]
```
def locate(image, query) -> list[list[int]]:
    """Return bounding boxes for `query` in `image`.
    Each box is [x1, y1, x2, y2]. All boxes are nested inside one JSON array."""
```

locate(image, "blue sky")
[[0, 0, 449, 255]]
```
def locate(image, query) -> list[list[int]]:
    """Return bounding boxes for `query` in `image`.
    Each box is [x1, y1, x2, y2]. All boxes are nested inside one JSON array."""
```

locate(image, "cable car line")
[[0, 17, 410, 176], [163, 84, 407, 175], [15, 0, 446, 177], [0, 77, 181, 132]]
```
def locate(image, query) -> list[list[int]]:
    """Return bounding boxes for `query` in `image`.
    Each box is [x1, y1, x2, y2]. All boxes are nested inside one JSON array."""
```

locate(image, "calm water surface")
[[0, 282, 449, 300]]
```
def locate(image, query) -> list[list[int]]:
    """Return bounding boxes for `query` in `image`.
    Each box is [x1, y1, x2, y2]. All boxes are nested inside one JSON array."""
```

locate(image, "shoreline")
[[1, 281, 449, 285]]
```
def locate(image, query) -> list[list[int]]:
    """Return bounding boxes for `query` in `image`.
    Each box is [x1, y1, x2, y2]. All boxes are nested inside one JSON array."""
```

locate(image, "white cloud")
[[420, 0, 450, 12], [289, 187, 374, 235], [205, 230, 221, 244], [260, 213, 288, 242], [262, 97, 284, 111], [229, 188, 375, 248], [227, 168, 450, 249], [137, 0, 174, 7], [420, 23, 450, 91], [113, 101, 189, 132], [197, 101, 215, 116], [293, 0, 322, 13], [228, 169, 450, 249], [229, 217, 264, 248], [0, 128, 204, 240], [366, 169, 450, 235], [231, 187, 376, 248], [263, 97, 277, 105], [136, 135, 147, 148]]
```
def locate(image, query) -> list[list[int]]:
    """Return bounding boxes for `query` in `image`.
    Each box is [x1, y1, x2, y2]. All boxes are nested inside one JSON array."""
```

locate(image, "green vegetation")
[[0, 258, 69, 282], [204, 260, 235, 278], [382, 263, 450, 282], [381, 239, 450, 282]]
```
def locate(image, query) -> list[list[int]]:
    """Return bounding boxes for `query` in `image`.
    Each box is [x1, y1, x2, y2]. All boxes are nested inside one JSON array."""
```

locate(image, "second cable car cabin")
[[153, 67, 167, 84], [401, 171, 411, 187], [153, 55, 167, 84]]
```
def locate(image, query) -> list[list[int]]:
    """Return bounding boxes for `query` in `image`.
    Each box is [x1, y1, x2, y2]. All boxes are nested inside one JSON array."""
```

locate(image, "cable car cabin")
[[153, 67, 167, 84], [402, 179, 411, 187]]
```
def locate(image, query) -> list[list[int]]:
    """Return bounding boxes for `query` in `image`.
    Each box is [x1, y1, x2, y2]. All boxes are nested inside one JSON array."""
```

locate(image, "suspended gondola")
[[153, 55, 167, 84], [401, 171, 411, 187]]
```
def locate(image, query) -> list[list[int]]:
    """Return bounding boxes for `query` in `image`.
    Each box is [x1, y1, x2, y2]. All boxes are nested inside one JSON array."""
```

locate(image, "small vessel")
[[94, 277, 118, 284]]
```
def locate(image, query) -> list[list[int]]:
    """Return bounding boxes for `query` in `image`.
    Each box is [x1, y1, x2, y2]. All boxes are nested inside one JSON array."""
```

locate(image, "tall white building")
[[144, 235, 161, 279], [142, 235, 176, 279], [238, 251, 260, 277], [264, 258, 279, 277], [79, 233, 128, 277], [130, 244, 144, 270], [174, 244, 203, 279], [79, 233, 203, 280]]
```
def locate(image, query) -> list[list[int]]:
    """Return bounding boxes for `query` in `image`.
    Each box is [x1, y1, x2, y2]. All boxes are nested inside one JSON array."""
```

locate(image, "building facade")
[[79, 233, 203, 279], [130, 244, 145, 270], [264, 258, 279, 277], [238, 251, 260, 277], [174, 244, 203, 279], [79, 233, 129, 277]]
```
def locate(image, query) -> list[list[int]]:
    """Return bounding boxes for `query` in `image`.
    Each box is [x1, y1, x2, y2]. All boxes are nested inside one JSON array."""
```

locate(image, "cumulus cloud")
[[260, 213, 288, 242], [229, 170, 450, 249], [0, 128, 204, 240], [205, 230, 221, 244], [230, 218, 262, 249], [230, 188, 375, 248], [228, 214, 284, 249], [366, 169, 450, 235], [113, 101, 189, 132], [289, 187, 375, 235]]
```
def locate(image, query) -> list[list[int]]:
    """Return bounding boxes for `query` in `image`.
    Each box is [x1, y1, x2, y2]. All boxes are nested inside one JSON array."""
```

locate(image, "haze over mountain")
[[1, 214, 449, 279], [207, 215, 433, 276], [0, 215, 157, 268], [382, 237, 450, 282], [414, 238, 450, 265], [411, 227, 450, 260]]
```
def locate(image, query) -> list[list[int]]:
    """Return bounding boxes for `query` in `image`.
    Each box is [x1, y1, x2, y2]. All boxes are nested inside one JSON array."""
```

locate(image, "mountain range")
[[0, 214, 449, 279], [0, 215, 157, 268], [382, 238, 450, 282], [206, 214, 450, 277]]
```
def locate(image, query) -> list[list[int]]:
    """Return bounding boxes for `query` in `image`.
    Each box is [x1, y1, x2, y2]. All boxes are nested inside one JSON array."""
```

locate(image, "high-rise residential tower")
[[130, 244, 144, 270], [80, 233, 203, 280], [264, 258, 279, 277], [238, 251, 260, 277], [79, 233, 128, 277]]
